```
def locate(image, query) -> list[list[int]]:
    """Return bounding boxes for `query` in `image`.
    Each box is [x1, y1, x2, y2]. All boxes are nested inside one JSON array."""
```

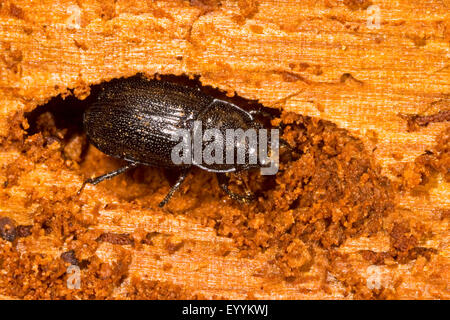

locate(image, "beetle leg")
[[77, 162, 139, 195], [159, 168, 190, 208], [216, 173, 255, 203]]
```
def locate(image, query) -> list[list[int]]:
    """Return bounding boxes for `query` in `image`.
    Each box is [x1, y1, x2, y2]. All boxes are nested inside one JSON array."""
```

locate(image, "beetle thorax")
[[189, 99, 263, 172]]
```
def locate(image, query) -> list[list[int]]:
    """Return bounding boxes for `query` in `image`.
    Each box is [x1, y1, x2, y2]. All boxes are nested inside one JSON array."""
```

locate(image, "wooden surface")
[[0, 0, 448, 299]]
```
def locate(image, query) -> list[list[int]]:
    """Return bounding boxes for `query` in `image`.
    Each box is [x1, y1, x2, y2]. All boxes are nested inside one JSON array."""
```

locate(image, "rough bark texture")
[[0, 0, 448, 299]]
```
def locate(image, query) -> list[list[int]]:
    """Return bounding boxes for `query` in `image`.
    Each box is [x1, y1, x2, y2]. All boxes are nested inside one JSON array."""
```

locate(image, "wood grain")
[[0, 0, 448, 299]]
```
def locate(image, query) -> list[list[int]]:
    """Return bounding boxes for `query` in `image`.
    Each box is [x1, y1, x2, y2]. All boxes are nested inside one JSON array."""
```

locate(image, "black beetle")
[[78, 75, 279, 207]]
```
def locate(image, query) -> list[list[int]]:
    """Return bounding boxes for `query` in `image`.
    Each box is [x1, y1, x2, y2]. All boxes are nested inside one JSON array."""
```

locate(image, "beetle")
[[78, 75, 277, 207]]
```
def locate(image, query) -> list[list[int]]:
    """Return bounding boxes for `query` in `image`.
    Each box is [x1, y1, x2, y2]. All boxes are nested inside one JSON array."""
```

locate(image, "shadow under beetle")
[[78, 75, 279, 207]]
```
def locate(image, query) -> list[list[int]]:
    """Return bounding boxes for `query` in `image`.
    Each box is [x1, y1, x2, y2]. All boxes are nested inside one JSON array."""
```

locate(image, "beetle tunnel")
[[14, 73, 401, 283], [24, 74, 281, 204]]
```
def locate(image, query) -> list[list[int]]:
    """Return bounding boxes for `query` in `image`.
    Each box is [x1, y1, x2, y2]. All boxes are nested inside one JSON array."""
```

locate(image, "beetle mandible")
[[78, 75, 278, 207]]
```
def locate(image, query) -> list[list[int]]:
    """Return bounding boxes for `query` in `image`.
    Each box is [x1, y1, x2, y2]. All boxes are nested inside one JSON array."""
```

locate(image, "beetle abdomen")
[[84, 76, 213, 167]]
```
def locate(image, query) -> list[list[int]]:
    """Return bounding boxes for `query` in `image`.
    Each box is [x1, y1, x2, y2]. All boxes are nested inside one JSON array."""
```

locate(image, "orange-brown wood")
[[0, 0, 448, 299]]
